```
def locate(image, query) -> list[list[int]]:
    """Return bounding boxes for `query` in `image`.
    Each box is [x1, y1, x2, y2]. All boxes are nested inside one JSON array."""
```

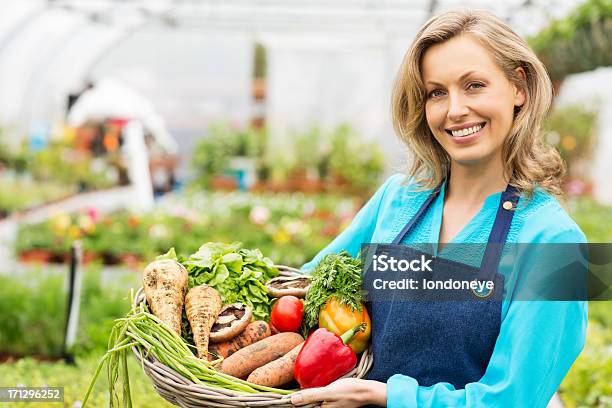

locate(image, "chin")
[[448, 148, 499, 166]]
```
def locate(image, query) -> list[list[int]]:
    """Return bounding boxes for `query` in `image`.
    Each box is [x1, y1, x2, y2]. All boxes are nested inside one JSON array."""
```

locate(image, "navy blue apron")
[[364, 184, 520, 391]]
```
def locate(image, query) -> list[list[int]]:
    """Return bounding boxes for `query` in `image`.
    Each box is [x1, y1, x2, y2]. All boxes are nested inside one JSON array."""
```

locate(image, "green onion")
[[82, 298, 294, 407]]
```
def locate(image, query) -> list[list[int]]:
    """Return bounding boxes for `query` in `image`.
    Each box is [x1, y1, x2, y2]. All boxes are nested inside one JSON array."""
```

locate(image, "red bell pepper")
[[294, 323, 365, 388]]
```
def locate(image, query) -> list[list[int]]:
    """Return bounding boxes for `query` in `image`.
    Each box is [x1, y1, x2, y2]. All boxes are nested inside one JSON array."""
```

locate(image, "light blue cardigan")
[[301, 174, 588, 408]]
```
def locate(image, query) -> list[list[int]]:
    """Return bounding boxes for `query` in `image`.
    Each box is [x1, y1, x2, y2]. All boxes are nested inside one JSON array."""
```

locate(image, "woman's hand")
[[290, 378, 387, 407]]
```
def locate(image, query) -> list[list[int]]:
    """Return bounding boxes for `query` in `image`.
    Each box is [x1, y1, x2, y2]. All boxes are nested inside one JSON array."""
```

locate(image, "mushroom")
[[265, 275, 311, 298], [209, 303, 253, 343]]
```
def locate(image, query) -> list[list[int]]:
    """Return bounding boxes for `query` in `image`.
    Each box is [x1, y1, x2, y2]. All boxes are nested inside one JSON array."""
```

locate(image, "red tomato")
[[270, 296, 304, 332]]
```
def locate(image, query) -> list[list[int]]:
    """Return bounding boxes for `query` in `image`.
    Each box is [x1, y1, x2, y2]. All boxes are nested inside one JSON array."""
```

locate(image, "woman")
[[291, 9, 587, 408]]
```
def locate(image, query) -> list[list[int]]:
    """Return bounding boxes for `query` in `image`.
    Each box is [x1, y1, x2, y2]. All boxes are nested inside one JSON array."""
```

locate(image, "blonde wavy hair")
[[392, 9, 565, 198]]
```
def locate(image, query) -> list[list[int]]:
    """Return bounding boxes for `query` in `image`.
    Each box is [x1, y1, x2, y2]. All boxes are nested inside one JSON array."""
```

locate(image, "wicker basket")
[[132, 265, 373, 408]]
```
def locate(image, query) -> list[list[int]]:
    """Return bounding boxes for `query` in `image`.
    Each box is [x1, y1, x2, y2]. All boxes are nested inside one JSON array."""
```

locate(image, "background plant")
[[0, 175, 74, 215], [191, 123, 385, 194], [15, 191, 359, 267], [529, 0, 612, 81], [543, 105, 598, 179]]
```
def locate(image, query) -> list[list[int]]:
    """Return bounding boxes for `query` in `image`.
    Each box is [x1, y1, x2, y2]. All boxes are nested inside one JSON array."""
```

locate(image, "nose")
[[447, 92, 469, 121]]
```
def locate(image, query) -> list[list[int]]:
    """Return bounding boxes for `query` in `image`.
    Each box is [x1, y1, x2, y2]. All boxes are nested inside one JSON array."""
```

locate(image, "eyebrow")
[[426, 70, 479, 86]]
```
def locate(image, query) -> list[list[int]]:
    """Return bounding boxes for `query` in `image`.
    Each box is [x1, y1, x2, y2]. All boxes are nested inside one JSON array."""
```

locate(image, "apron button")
[[502, 201, 513, 210]]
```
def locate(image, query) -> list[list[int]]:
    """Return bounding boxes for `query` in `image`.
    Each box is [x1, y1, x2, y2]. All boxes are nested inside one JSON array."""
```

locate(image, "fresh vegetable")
[[302, 251, 364, 336], [266, 275, 311, 298], [208, 321, 272, 360], [270, 296, 304, 333], [294, 324, 364, 389], [318, 296, 371, 353], [219, 332, 304, 379], [210, 303, 253, 343], [247, 343, 304, 387], [185, 285, 223, 359], [161, 243, 279, 321], [142, 259, 188, 336], [83, 294, 293, 408]]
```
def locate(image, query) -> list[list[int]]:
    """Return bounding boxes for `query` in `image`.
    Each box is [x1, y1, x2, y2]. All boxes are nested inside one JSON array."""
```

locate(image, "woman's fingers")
[[291, 388, 328, 406]]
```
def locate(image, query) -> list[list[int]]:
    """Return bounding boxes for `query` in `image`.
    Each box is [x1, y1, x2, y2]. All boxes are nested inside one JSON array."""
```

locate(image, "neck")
[[446, 155, 509, 206]]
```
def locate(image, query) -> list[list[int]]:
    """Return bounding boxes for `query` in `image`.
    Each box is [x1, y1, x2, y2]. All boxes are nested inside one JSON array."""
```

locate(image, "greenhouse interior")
[[0, 0, 610, 407]]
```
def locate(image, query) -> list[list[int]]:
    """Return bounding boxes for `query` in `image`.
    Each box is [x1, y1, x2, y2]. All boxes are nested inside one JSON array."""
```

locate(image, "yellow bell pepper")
[[318, 297, 371, 353]]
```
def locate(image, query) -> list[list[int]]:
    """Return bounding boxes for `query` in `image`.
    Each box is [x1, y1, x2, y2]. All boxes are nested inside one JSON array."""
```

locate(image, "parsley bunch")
[[302, 250, 365, 336]]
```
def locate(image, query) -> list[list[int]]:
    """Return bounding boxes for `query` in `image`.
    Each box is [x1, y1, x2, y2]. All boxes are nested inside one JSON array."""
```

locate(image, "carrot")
[[142, 259, 188, 336], [208, 321, 272, 361], [219, 332, 304, 379], [247, 343, 303, 387], [185, 284, 223, 359]]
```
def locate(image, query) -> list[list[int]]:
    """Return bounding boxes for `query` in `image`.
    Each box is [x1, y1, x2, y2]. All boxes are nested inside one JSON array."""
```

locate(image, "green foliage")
[[292, 125, 327, 174], [559, 201, 612, 407], [0, 266, 139, 358], [560, 302, 612, 408], [162, 242, 280, 321], [0, 134, 29, 172], [192, 123, 267, 187], [16, 191, 357, 267], [0, 174, 74, 214], [191, 123, 385, 194], [544, 105, 598, 169], [27, 141, 115, 190], [328, 125, 385, 191], [254, 43, 267, 79], [302, 251, 364, 335], [14, 221, 58, 253], [528, 0, 612, 80], [568, 197, 612, 242], [76, 268, 138, 357], [0, 269, 66, 356]]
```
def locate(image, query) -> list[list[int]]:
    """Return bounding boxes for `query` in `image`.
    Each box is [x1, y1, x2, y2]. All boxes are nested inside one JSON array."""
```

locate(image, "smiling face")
[[421, 34, 525, 166]]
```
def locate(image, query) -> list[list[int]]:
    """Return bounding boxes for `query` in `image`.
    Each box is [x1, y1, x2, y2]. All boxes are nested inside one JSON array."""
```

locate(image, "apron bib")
[[365, 184, 520, 389]]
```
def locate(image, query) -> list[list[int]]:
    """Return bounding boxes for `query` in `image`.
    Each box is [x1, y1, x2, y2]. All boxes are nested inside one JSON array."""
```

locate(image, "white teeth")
[[450, 124, 483, 137]]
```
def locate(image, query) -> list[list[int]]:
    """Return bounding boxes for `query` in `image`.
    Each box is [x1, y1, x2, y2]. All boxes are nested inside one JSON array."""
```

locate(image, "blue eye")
[[468, 82, 484, 90], [428, 89, 445, 98]]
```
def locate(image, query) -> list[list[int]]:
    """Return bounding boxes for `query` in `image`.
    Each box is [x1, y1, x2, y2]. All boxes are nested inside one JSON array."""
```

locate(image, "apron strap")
[[478, 185, 521, 280], [392, 182, 522, 277], [392, 185, 442, 244]]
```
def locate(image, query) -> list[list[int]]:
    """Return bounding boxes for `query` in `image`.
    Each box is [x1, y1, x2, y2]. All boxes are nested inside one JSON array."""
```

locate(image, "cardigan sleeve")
[[299, 173, 403, 273], [386, 226, 588, 408]]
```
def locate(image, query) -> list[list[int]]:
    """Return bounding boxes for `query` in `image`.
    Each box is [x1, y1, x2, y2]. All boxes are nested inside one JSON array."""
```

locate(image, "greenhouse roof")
[[0, 0, 586, 137]]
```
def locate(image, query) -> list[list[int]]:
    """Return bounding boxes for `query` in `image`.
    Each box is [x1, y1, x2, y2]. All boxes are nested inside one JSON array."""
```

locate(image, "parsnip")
[[142, 259, 188, 336], [186, 284, 223, 359]]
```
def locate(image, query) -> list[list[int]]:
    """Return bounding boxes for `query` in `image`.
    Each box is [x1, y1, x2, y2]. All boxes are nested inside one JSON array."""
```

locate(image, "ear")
[[513, 67, 526, 107]]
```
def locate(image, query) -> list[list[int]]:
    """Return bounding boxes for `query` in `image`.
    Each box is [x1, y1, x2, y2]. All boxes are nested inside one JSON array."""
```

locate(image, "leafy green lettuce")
[[159, 242, 279, 322]]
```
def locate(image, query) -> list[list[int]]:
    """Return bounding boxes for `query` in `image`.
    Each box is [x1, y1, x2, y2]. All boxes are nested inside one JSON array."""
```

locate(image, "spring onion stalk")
[[82, 297, 294, 407]]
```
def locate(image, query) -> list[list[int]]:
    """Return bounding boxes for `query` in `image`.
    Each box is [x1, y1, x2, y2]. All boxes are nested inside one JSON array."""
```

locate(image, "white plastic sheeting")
[[264, 33, 410, 169], [265, 35, 388, 138], [89, 31, 254, 162], [91, 31, 254, 130], [0, 0, 601, 181], [0, 2, 254, 145]]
